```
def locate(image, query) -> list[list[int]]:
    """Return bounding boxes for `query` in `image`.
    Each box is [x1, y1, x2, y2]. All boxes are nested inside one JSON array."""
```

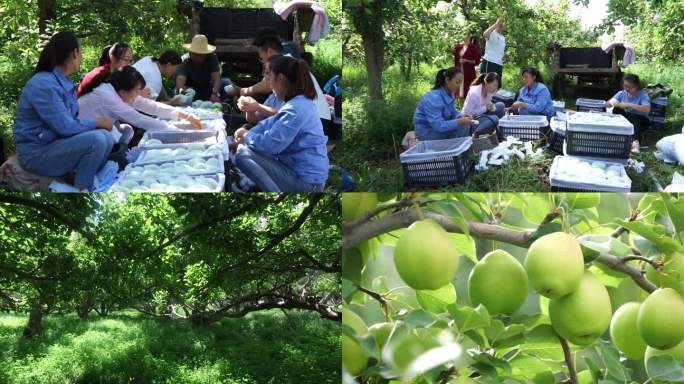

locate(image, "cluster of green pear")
[[610, 252, 684, 373], [342, 196, 684, 377]]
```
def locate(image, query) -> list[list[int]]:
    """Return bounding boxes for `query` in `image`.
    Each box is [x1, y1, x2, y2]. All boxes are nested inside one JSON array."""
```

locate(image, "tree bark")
[[361, 30, 384, 99], [23, 310, 43, 337], [37, 0, 57, 35]]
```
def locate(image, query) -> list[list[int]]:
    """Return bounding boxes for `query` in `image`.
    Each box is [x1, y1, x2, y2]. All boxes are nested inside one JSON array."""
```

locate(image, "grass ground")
[[0, 310, 340, 384], [341, 61, 684, 192]]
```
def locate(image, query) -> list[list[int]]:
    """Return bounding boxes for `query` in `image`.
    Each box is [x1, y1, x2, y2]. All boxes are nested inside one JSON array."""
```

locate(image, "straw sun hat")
[[183, 34, 216, 54]]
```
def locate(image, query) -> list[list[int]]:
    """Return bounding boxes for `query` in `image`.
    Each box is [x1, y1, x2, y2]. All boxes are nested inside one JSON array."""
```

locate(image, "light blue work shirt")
[[13, 68, 96, 153], [245, 95, 329, 185], [414, 87, 470, 140], [612, 89, 651, 118], [517, 82, 555, 119]]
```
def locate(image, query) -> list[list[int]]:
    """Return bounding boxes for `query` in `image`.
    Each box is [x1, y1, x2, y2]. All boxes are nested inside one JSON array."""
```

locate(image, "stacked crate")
[[649, 96, 668, 129]]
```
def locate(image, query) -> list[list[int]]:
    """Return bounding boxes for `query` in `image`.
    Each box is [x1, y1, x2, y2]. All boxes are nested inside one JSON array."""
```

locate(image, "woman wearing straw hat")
[[176, 34, 230, 103]]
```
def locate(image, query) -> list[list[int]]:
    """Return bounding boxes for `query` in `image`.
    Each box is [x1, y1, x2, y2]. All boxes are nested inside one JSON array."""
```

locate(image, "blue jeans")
[[417, 124, 471, 141], [18, 130, 114, 189], [473, 102, 505, 135], [235, 144, 325, 192]]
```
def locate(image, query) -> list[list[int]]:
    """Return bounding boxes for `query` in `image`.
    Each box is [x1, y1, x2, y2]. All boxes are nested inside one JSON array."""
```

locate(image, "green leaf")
[[342, 278, 358, 303], [660, 193, 684, 241], [518, 325, 566, 362], [515, 194, 551, 224], [646, 355, 684, 382], [452, 193, 487, 221], [416, 283, 457, 314], [600, 340, 632, 383], [530, 222, 562, 243], [447, 304, 491, 333], [451, 233, 477, 264], [615, 220, 684, 254], [342, 248, 365, 284], [471, 352, 512, 375]]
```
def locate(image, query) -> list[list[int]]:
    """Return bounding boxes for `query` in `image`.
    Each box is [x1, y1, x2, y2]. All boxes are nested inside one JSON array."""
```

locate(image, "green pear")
[[610, 302, 647, 359], [342, 307, 369, 375], [638, 288, 684, 349], [394, 219, 460, 290], [525, 232, 584, 299], [577, 370, 593, 384], [368, 322, 393, 349], [468, 250, 528, 315], [342, 193, 378, 222], [645, 340, 684, 384], [342, 334, 368, 376], [549, 271, 612, 346]]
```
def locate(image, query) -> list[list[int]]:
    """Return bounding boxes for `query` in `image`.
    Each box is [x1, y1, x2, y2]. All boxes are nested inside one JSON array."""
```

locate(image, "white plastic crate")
[[550, 117, 566, 133], [110, 173, 225, 192], [139, 130, 221, 149], [179, 107, 223, 121], [498, 115, 549, 141], [553, 100, 565, 113], [124, 153, 225, 178], [567, 112, 634, 135], [549, 155, 631, 192], [136, 145, 223, 165], [576, 98, 606, 112], [494, 89, 516, 100]]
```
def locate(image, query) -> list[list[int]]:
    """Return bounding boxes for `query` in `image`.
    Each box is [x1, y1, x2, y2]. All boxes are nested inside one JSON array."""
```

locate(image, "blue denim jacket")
[[414, 87, 469, 140], [13, 68, 96, 152], [246, 95, 329, 185], [517, 82, 555, 118]]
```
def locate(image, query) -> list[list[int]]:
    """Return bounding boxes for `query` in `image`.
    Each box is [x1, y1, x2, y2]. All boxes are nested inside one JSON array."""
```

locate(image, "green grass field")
[[0, 310, 340, 384], [341, 61, 684, 192]]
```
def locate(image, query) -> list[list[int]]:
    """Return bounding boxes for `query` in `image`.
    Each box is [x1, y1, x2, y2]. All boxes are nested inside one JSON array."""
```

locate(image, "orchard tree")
[[342, 192, 684, 383], [0, 193, 340, 337]]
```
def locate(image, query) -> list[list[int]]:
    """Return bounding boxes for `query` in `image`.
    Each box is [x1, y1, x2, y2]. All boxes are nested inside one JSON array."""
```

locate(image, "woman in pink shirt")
[[462, 72, 505, 136]]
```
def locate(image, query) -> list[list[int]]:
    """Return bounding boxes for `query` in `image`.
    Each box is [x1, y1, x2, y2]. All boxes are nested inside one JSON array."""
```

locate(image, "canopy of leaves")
[[0, 193, 340, 324]]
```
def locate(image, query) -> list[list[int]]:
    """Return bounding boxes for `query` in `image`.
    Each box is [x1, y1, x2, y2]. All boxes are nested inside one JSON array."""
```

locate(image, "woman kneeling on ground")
[[507, 68, 554, 120], [413, 68, 474, 141], [78, 66, 202, 134], [13, 31, 114, 191], [233, 55, 328, 192], [462, 72, 505, 136], [605, 74, 650, 153]]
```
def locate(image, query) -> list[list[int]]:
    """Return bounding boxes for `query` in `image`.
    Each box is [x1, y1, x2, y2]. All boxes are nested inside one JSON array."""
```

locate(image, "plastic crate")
[[111, 173, 225, 193], [576, 98, 607, 112], [497, 115, 549, 141], [553, 100, 565, 114], [139, 130, 221, 149], [471, 134, 499, 154], [652, 96, 668, 106], [124, 153, 225, 177], [548, 117, 566, 154], [549, 156, 631, 192], [564, 112, 633, 159], [493, 89, 516, 107], [400, 137, 474, 187], [650, 103, 666, 117]]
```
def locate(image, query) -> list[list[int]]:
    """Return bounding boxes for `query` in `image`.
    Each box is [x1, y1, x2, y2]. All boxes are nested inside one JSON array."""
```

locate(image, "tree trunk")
[[23, 310, 43, 337], [361, 29, 385, 99], [37, 0, 57, 35]]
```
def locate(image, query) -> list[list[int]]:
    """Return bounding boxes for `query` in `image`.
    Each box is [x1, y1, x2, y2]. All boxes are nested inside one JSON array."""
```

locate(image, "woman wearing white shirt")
[[462, 72, 505, 136], [78, 66, 202, 136], [132, 51, 182, 102], [481, 17, 506, 87]]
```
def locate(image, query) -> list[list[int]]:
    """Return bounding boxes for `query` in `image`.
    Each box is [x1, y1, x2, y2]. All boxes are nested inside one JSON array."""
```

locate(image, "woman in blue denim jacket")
[[508, 68, 554, 120], [13, 31, 115, 190]]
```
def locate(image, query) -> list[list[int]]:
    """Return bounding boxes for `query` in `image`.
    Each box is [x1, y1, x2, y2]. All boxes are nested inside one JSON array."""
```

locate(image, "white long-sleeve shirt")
[[133, 56, 163, 100], [462, 84, 495, 116], [78, 83, 181, 133]]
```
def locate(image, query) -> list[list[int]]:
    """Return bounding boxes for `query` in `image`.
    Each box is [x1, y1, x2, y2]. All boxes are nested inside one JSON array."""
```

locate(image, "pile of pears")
[[392, 221, 684, 363]]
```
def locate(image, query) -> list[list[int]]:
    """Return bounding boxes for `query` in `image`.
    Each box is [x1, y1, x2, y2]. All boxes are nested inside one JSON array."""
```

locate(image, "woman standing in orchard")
[[453, 33, 481, 106]]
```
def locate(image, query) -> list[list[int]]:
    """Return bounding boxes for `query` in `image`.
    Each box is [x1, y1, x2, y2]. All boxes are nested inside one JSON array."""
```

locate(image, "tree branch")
[[342, 208, 533, 251], [559, 336, 577, 384], [621, 255, 662, 271], [611, 210, 640, 238], [594, 254, 657, 293], [343, 208, 658, 293], [342, 198, 416, 228], [0, 194, 94, 241]]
